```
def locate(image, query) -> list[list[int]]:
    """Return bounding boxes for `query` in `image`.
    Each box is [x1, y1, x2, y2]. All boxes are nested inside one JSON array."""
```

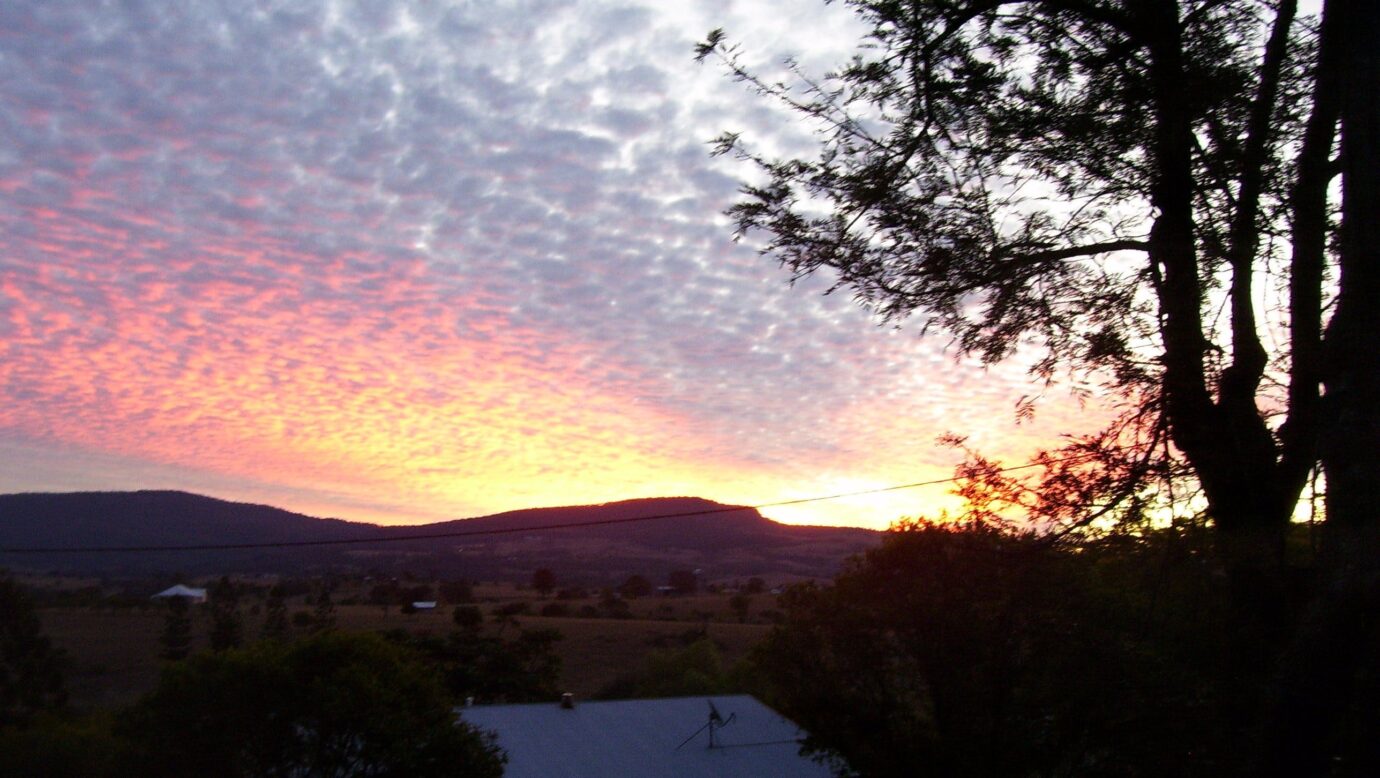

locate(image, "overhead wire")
[[0, 451, 1109, 554]]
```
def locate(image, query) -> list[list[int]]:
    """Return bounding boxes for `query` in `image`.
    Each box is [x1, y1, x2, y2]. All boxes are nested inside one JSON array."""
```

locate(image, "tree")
[[698, 0, 1375, 569], [387, 625, 563, 705], [747, 521, 1231, 775], [158, 596, 193, 662], [118, 632, 505, 777], [206, 577, 242, 652], [667, 570, 698, 596], [0, 574, 66, 727], [700, 2, 1379, 769], [729, 592, 753, 623], [596, 638, 733, 700], [260, 585, 288, 642], [368, 580, 401, 612], [309, 585, 335, 635], [618, 574, 653, 599], [530, 568, 556, 598]]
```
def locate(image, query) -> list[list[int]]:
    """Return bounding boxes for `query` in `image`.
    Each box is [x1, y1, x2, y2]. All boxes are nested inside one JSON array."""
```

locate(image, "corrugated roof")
[[458, 694, 833, 778]]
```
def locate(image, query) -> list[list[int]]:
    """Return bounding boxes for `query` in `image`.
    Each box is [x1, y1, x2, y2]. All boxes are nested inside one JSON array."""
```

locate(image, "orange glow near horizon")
[[0, 202, 1110, 531], [0, 2, 1117, 531]]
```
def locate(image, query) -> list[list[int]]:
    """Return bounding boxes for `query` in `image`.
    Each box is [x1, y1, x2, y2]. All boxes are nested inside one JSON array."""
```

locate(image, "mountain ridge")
[[0, 490, 879, 580]]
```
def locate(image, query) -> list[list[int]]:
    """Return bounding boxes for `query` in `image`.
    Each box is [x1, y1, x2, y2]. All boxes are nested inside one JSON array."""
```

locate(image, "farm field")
[[39, 593, 777, 712]]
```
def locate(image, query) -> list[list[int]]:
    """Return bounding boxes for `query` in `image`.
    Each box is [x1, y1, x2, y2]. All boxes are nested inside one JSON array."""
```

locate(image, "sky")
[[0, 0, 1109, 529]]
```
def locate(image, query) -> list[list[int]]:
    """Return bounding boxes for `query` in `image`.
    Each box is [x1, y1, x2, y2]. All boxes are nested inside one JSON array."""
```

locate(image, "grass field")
[[39, 592, 776, 712]]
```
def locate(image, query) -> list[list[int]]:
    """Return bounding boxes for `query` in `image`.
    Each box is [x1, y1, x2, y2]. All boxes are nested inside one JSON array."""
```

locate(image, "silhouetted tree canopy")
[[158, 595, 193, 662], [260, 585, 288, 642], [0, 574, 66, 728], [309, 585, 335, 634], [596, 638, 734, 700], [702, 2, 1379, 771], [530, 568, 556, 597], [119, 632, 505, 778], [698, 0, 1377, 564], [206, 577, 242, 652], [618, 574, 653, 598], [744, 520, 1377, 776], [667, 569, 698, 595], [386, 625, 562, 705]]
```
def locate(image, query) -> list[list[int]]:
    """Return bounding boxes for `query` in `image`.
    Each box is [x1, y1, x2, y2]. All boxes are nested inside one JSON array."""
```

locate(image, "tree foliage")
[[0, 712, 124, 778], [118, 631, 505, 778], [667, 569, 698, 595], [386, 623, 563, 705], [260, 585, 288, 642], [158, 595, 194, 662], [309, 584, 336, 634], [0, 574, 66, 728], [530, 568, 556, 597], [207, 576, 242, 652], [618, 574, 653, 598], [703, 8, 1379, 765], [743, 521, 1370, 776], [698, 0, 1377, 559], [596, 638, 735, 700]]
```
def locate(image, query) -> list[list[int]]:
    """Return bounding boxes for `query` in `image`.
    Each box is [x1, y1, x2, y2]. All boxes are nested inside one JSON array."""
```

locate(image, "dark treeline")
[[742, 519, 1378, 776], [0, 570, 570, 777]]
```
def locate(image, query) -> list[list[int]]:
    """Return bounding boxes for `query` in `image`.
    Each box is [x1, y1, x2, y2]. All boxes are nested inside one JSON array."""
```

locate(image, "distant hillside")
[[0, 491, 879, 581]]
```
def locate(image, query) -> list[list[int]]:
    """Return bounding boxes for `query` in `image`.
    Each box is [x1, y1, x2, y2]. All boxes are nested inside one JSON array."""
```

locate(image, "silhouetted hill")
[[0, 491, 373, 547], [0, 491, 878, 580]]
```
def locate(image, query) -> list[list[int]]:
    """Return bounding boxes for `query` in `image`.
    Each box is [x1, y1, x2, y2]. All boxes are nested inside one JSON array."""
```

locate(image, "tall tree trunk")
[[1263, 1, 1380, 772], [1143, 0, 1299, 565], [1321, 0, 1380, 537], [1144, 0, 1293, 613]]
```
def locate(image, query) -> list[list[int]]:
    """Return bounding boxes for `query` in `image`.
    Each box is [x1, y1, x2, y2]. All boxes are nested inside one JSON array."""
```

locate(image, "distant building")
[[151, 584, 207, 603], [458, 694, 834, 778]]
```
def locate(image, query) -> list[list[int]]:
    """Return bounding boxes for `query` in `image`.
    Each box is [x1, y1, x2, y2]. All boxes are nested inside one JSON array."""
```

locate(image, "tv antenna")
[[675, 700, 737, 751]]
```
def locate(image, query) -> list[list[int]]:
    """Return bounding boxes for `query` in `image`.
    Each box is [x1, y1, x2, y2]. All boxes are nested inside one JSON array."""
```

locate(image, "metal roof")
[[457, 694, 834, 778], [151, 584, 207, 600]]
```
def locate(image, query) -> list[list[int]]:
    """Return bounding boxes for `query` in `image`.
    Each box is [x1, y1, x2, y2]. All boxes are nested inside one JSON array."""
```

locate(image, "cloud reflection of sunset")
[[0, 1, 1111, 530]]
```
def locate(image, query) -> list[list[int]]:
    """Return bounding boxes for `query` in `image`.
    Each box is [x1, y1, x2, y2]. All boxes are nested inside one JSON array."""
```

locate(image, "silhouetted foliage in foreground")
[[596, 637, 739, 700], [0, 573, 67, 727], [118, 632, 505, 777], [383, 623, 562, 705], [744, 521, 1379, 777]]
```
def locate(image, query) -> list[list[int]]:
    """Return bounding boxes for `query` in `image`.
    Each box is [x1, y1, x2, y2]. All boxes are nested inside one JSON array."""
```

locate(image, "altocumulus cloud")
[[0, 0, 1105, 527]]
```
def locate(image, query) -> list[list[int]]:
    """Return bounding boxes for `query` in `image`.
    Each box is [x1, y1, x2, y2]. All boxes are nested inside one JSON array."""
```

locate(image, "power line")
[[0, 452, 1103, 555]]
